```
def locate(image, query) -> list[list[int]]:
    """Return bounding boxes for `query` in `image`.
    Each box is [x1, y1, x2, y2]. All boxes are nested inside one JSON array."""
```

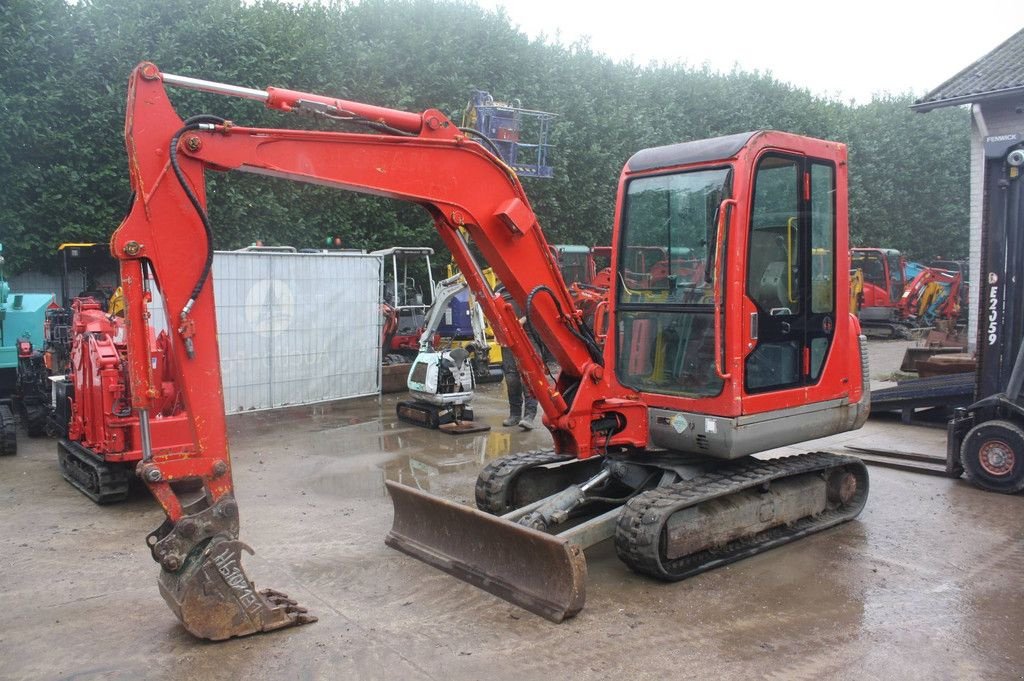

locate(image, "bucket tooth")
[[385, 480, 586, 622]]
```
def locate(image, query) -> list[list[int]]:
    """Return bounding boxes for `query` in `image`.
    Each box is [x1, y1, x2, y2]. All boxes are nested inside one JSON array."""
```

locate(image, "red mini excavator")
[[111, 63, 870, 639], [54, 298, 191, 503]]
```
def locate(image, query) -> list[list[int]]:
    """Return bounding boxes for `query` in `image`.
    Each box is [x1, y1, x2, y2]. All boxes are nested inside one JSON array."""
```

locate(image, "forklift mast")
[[976, 133, 1024, 400]]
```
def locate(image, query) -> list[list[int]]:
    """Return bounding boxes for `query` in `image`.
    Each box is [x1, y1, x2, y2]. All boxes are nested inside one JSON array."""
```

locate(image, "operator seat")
[[442, 347, 470, 371], [747, 229, 789, 311]]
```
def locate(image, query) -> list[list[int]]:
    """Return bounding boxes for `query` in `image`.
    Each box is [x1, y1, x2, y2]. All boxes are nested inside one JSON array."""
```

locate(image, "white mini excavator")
[[396, 273, 492, 434]]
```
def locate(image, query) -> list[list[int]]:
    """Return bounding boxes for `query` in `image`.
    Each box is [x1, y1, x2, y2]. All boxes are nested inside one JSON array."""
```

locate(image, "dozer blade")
[[438, 421, 491, 435], [158, 537, 316, 641], [384, 480, 587, 622]]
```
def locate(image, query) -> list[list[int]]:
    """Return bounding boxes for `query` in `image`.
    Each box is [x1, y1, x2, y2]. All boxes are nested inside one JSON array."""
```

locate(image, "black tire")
[[960, 420, 1024, 494]]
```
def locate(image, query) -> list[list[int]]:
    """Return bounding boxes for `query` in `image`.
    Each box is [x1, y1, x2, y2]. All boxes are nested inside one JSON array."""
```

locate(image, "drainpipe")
[[969, 104, 988, 355]]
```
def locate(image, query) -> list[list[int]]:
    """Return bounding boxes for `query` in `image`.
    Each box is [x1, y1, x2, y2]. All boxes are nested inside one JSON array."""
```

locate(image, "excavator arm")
[[119, 63, 641, 456], [417, 274, 474, 351], [113, 63, 647, 639], [417, 273, 493, 357]]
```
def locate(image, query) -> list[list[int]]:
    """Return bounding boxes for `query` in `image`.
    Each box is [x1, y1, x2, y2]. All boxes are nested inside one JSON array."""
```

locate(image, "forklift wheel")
[[960, 420, 1024, 494]]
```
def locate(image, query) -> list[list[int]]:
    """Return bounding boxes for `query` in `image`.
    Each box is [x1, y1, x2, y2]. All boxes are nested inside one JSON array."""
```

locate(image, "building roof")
[[912, 27, 1024, 112]]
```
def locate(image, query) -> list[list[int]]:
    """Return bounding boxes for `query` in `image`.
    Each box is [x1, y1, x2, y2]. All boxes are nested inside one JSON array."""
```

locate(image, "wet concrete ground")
[[1, 339, 1022, 680]]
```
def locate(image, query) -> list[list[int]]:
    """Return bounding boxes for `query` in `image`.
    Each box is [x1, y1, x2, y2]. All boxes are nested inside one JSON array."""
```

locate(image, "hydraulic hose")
[[168, 115, 226, 318], [525, 285, 604, 366], [457, 127, 504, 159]]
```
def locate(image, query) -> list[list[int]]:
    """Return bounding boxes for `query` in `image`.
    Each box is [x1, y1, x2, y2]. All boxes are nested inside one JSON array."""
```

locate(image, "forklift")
[[947, 133, 1024, 493]]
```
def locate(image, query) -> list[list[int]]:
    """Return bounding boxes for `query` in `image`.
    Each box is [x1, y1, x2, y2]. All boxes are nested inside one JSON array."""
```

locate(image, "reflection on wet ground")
[[228, 382, 541, 499]]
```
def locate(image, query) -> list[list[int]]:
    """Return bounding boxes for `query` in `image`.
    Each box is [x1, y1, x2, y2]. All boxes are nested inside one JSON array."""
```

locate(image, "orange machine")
[[54, 298, 191, 503], [109, 63, 869, 639]]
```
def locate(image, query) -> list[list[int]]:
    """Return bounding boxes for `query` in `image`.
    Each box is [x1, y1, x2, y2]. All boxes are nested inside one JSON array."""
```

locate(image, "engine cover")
[[407, 349, 475, 406]]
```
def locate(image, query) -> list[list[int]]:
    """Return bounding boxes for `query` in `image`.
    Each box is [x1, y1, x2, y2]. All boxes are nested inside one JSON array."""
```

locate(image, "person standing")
[[501, 346, 538, 429], [497, 286, 540, 430]]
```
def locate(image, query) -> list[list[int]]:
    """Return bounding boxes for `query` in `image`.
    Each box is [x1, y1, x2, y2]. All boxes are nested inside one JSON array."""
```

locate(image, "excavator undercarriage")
[[0, 403, 16, 457], [57, 439, 133, 504], [388, 450, 867, 621]]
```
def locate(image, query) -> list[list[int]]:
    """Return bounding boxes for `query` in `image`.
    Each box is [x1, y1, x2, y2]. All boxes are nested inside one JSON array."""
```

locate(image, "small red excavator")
[[851, 247, 908, 335], [111, 63, 869, 639], [54, 298, 192, 503], [900, 264, 965, 327], [851, 246, 965, 338]]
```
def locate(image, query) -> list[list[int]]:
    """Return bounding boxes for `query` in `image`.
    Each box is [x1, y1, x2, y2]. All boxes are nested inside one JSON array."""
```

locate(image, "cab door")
[[743, 153, 837, 401]]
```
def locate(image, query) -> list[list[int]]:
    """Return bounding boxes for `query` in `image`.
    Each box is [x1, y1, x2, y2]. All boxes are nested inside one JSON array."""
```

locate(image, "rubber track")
[[0, 404, 16, 456], [475, 450, 574, 514], [615, 452, 869, 581], [58, 440, 131, 504], [24, 403, 48, 437]]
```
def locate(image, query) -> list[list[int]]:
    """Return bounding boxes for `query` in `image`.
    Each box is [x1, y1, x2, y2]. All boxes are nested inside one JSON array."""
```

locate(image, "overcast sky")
[[471, 0, 1024, 103]]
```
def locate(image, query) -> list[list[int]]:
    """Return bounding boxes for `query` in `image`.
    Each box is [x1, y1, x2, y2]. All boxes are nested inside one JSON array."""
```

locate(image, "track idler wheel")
[[149, 494, 316, 640], [158, 537, 316, 640]]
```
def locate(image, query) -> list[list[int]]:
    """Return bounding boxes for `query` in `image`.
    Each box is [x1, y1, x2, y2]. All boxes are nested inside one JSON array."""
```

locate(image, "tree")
[[0, 0, 970, 273]]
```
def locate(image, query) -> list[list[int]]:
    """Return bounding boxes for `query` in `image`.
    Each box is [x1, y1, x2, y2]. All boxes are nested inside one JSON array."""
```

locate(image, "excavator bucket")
[[384, 481, 587, 622], [158, 537, 316, 641]]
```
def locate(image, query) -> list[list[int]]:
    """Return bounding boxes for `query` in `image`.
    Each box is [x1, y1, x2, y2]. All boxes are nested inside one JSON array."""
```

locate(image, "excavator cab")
[[373, 247, 436, 361], [851, 247, 910, 336], [550, 244, 597, 286], [615, 133, 868, 457], [56, 243, 120, 311], [46, 243, 124, 376]]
